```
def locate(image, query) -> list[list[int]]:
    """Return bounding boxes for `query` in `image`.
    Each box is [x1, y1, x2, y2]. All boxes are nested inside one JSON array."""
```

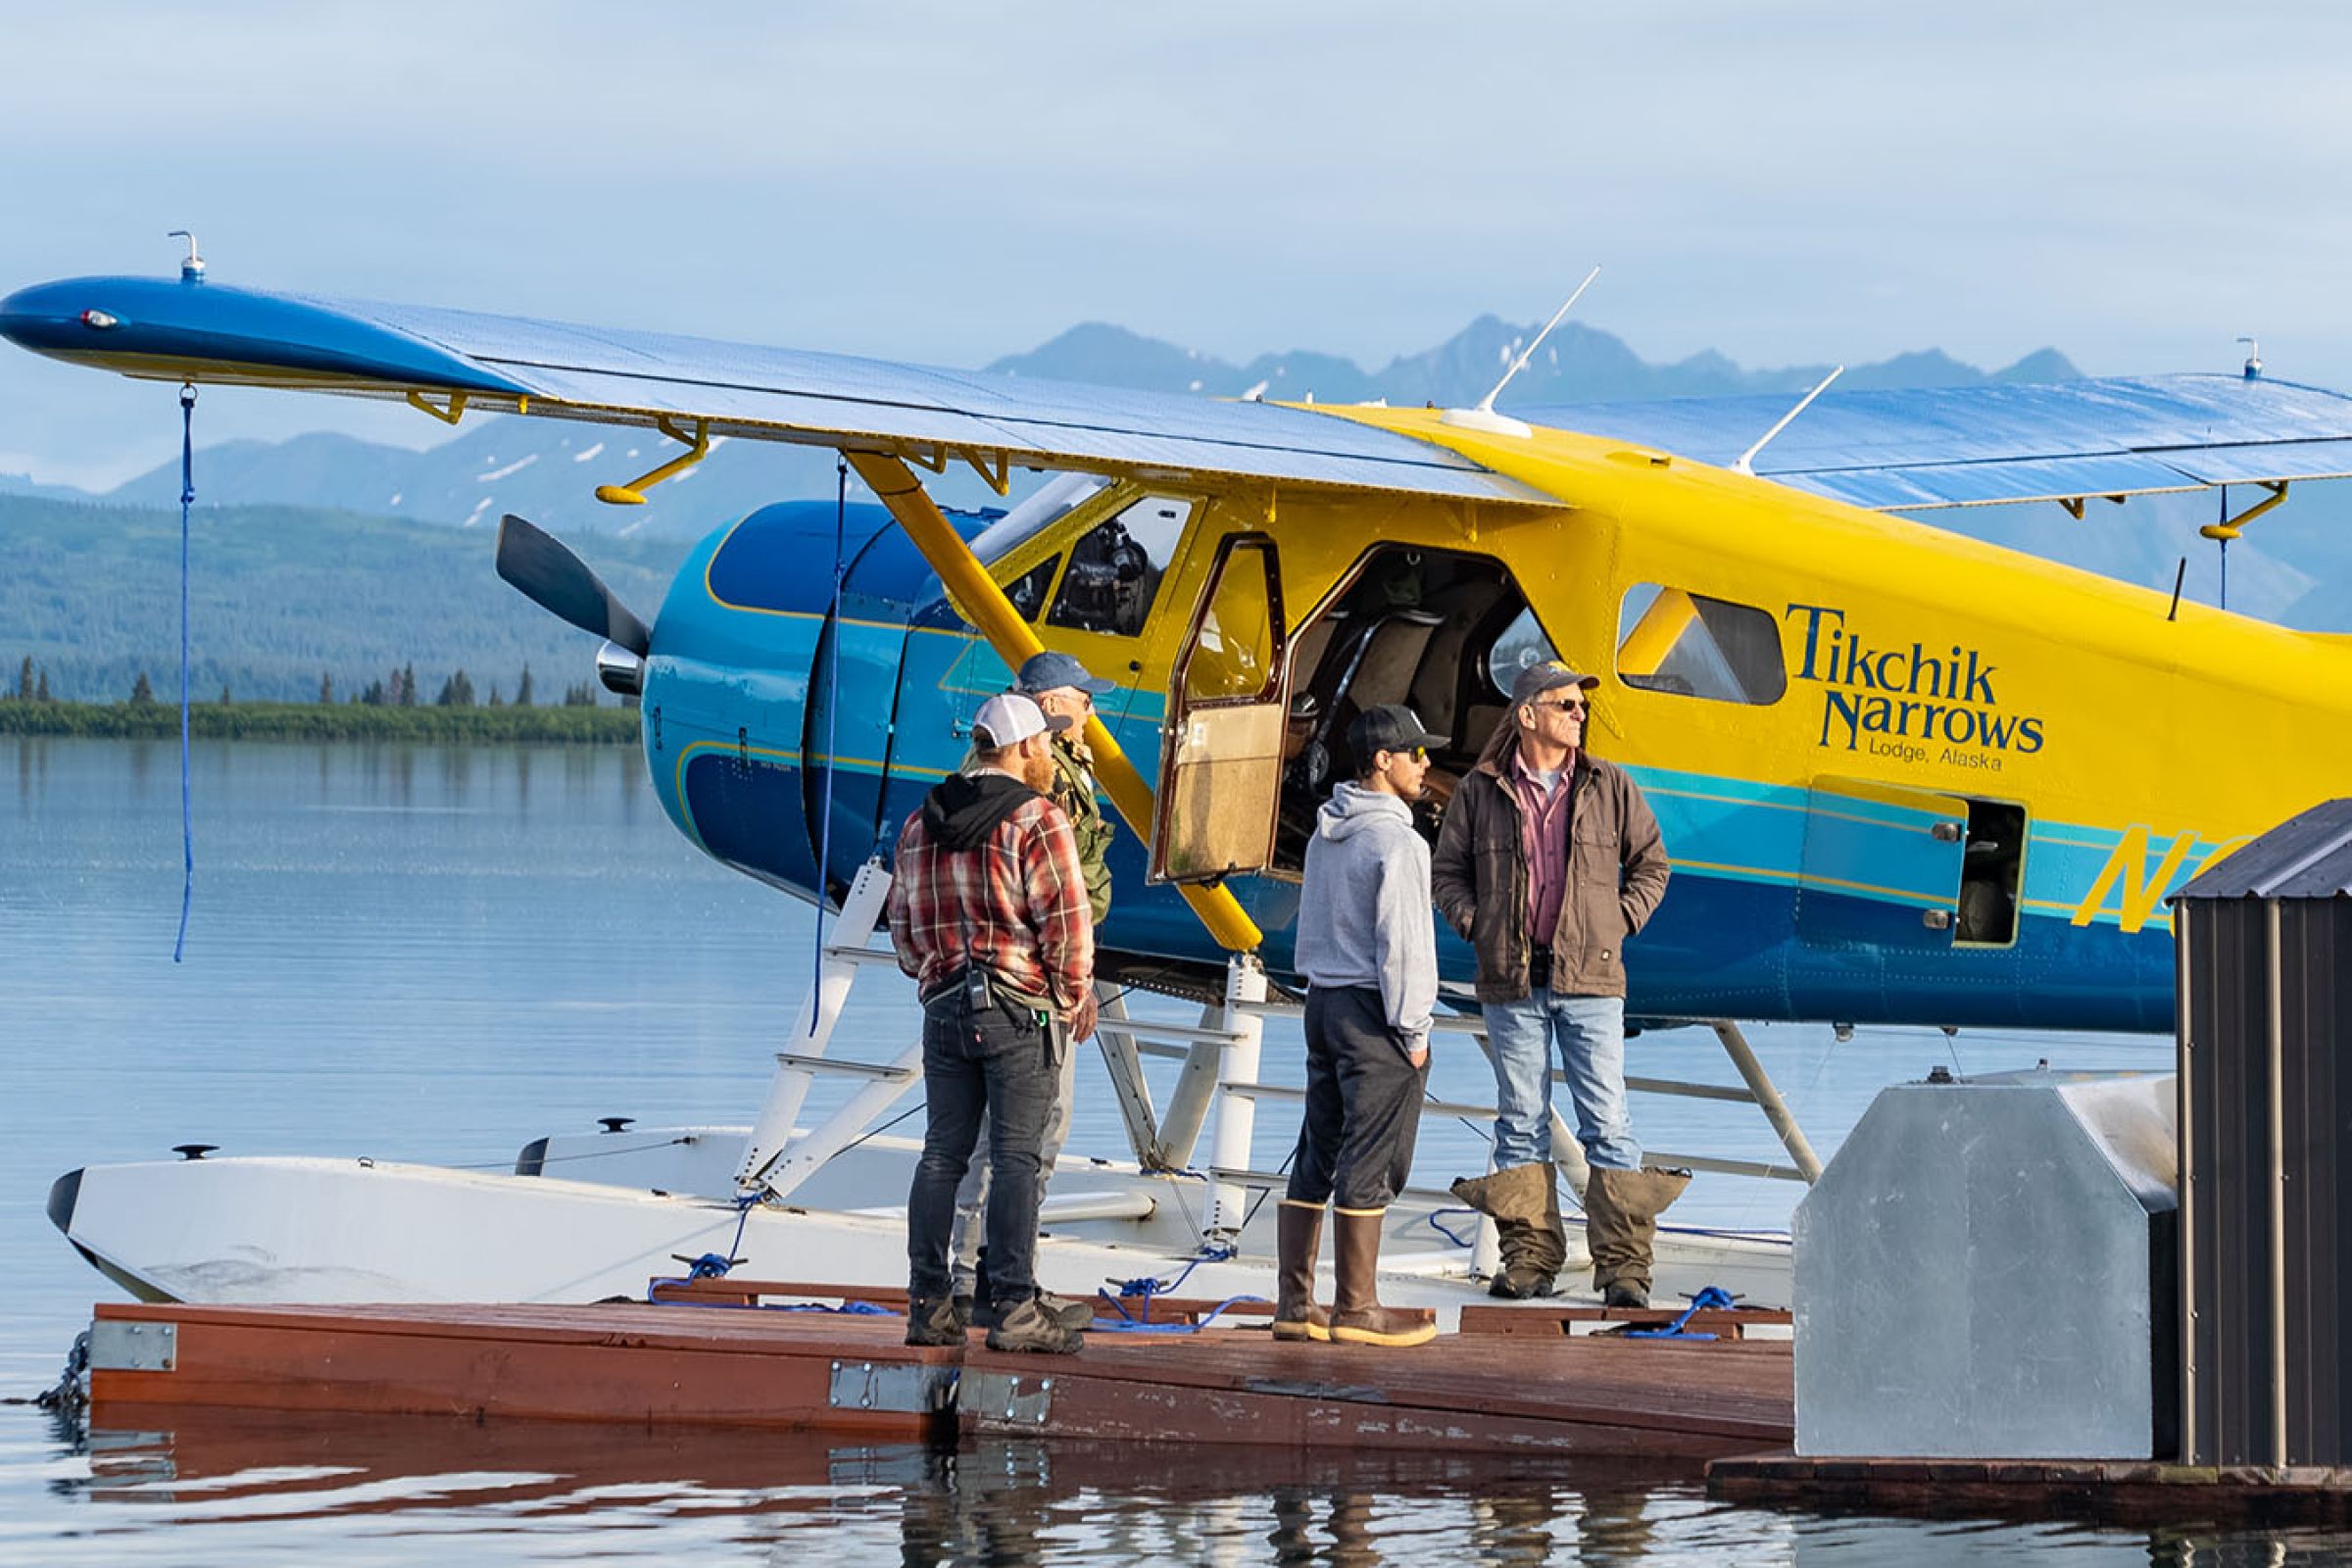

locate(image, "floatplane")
[[9, 249, 2352, 1321]]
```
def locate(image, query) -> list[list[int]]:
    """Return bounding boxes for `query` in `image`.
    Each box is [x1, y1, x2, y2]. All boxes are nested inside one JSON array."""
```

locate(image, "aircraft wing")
[[1512, 374, 2352, 510], [0, 275, 1548, 508]]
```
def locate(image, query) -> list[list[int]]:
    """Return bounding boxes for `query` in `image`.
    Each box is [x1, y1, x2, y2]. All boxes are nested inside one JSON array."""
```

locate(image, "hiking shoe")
[[1602, 1282, 1650, 1309], [904, 1295, 967, 1348], [984, 1297, 1084, 1354], [974, 1290, 1095, 1331], [1487, 1264, 1561, 1299]]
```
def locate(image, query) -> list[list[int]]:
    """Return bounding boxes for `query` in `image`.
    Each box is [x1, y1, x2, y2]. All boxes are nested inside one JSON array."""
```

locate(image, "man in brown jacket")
[[1432, 661, 1681, 1305]]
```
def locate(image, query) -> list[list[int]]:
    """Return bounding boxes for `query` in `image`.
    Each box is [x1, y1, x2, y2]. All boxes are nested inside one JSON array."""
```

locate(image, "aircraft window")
[[1185, 537, 1280, 703], [1485, 607, 1562, 695], [1046, 496, 1193, 638], [970, 471, 1110, 565], [1002, 555, 1061, 620], [1616, 584, 1787, 706]]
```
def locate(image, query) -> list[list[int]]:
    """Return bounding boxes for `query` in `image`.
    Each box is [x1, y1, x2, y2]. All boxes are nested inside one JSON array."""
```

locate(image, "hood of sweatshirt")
[[1315, 780, 1416, 843], [921, 770, 1040, 852]]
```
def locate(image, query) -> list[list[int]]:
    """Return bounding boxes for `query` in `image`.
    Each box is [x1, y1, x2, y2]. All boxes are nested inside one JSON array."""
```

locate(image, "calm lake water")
[[0, 735, 2328, 1563]]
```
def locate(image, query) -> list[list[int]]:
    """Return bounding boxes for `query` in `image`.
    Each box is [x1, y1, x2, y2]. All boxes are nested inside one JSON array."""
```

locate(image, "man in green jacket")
[[1013, 652, 1116, 926], [950, 650, 1118, 1321], [1433, 661, 1681, 1306]]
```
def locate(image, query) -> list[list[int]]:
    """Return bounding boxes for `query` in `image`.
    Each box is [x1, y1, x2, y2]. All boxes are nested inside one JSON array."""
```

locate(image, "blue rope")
[[775, 1299, 897, 1316], [808, 458, 848, 1017], [1426, 1206, 1477, 1249], [1098, 1238, 1239, 1321], [172, 385, 196, 963], [1089, 1293, 1269, 1334], [1624, 1284, 1738, 1341]]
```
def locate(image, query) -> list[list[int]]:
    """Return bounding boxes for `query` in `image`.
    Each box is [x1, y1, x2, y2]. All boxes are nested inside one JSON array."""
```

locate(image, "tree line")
[[0, 701, 640, 744], [12, 656, 618, 710]]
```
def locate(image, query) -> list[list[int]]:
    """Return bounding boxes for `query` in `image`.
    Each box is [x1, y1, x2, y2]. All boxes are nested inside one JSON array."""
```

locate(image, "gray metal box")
[[1793, 1069, 2178, 1459]]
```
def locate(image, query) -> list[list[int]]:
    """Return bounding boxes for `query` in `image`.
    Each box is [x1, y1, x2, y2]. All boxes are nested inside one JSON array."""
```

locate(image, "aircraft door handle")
[[1922, 909, 1954, 931], [1931, 821, 1963, 842]]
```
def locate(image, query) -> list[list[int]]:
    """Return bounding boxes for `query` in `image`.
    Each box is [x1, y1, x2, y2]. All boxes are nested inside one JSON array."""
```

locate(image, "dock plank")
[[90, 1302, 955, 1439], [85, 1298, 1791, 1458], [967, 1327, 1790, 1452]]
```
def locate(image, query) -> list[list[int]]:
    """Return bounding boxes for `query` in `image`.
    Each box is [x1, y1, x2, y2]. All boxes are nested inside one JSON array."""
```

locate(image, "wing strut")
[[840, 451, 1265, 955]]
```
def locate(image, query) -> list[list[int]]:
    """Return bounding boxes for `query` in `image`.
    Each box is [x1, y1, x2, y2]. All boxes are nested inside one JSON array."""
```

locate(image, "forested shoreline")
[[0, 700, 639, 744]]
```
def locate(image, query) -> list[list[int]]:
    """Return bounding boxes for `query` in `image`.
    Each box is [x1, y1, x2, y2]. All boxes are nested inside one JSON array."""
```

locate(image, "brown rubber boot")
[[1451, 1161, 1567, 1298], [1272, 1200, 1331, 1342], [1328, 1206, 1437, 1348], [1584, 1166, 1692, 1308]]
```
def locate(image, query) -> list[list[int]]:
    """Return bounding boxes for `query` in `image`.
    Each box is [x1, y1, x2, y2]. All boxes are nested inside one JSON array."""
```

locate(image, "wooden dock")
[[1709, 1451, 2352, 1526], [82, 1284, 1793, 1460]]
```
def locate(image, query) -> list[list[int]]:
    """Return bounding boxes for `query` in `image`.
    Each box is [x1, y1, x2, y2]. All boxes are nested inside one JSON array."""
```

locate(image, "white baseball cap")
[[971, 692, 1071, 749]]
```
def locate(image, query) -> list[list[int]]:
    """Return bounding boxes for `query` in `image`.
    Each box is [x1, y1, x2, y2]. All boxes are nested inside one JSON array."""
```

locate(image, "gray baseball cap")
[[1510, 660, 1598, 706]]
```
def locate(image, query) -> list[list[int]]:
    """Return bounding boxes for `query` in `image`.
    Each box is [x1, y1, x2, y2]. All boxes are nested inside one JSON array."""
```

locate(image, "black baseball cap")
[[1348, 704, 1446, 760]]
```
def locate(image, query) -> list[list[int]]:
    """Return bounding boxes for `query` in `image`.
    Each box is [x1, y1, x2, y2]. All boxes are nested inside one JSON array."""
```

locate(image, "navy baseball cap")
[[1510, 660, 1598, 706], [1348, 704, 1446, 760], [1014, 650, 1115, 697]]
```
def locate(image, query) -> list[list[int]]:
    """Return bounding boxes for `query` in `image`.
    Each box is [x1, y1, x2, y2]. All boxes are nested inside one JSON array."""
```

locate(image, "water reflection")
[[43, 1409, 1725, 1565], [13, 735, 41, 816], [12, 1406, 2339, 1566]]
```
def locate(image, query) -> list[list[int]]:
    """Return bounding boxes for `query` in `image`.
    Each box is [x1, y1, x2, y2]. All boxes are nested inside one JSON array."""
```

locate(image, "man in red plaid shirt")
[[889, 691, 1098, 1354]]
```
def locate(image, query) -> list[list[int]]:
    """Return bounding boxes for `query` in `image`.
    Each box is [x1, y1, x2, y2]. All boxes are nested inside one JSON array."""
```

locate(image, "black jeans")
[[1287, 985, 1430, 1211], [907, 982, 1059, 1306]]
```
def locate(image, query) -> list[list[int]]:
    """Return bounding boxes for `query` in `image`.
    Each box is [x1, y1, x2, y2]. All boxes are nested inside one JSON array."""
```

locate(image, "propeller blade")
[[495, 514, 651, 657]]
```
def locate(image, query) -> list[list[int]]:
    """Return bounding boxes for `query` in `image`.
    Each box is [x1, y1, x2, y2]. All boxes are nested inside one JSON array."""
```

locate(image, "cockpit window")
[[969, 472, 1110, 566], [1003, 555, 1061, 620], [1485, 607, 1562, 696], [1616, 584, 1787, 705], [1045, 496, 1192, 638]]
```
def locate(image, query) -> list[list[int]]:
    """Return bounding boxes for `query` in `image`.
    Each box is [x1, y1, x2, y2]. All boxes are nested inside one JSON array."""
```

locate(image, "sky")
[[5, 0, 2350, 488]]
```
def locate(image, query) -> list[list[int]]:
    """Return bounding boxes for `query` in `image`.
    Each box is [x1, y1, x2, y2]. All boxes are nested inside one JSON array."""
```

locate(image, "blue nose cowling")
[[641, 499, 946, 907]]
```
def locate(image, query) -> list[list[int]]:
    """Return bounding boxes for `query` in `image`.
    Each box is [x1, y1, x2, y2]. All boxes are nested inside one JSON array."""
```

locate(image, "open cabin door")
[[1796, 776, 1970, 949], [1152, 532, 1290, 883]]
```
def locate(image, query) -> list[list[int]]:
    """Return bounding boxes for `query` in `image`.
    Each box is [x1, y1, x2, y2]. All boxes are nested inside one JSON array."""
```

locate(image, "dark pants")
[[1287, 985, 1430, 1211], [907, 984, 1059, 1306]]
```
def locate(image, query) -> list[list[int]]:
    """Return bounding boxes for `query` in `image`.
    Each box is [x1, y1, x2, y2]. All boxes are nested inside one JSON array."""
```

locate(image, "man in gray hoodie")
[[1276, 704, 1445, 1349]]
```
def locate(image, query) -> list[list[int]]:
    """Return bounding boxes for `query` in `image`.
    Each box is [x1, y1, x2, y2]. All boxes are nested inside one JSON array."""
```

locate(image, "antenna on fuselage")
[[1441, 266, 1601, 438], [2238, 335, 2263, 380], [167, 230, 204, 284], [1731, 364, 1843, 476]]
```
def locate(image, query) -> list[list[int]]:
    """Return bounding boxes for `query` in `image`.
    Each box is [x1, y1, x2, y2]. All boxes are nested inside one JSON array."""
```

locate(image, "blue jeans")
[[1485, 991, 1639, 1172], [907, 986, 1059, 1307]]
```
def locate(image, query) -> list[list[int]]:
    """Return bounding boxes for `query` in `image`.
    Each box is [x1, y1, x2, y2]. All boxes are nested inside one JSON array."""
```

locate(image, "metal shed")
[[2171, 798, 2352, 1467]]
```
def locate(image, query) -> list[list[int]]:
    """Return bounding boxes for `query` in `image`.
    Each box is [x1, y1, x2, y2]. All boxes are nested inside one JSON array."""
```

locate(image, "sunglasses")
[[1381, 746, 1429, 762], [1532, 698, 1588, 715]]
